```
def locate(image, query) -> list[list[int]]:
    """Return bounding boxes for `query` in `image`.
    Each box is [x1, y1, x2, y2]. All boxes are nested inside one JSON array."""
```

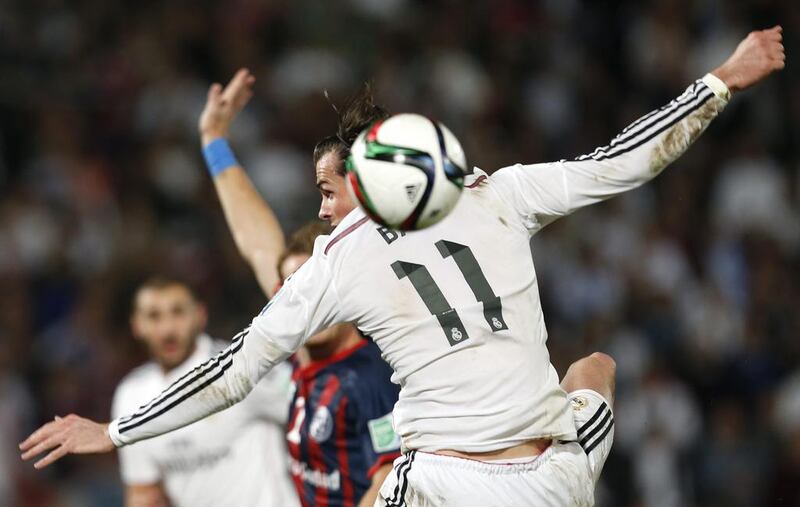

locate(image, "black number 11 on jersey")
[[392, 240, 508, 347]]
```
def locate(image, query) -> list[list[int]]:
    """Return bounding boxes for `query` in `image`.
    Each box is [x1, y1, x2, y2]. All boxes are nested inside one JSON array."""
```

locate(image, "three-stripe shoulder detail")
[[574, 80, 715, 163]]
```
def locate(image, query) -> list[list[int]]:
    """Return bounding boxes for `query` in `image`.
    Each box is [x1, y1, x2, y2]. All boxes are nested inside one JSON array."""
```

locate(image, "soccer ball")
[[346, 114, 467, 231]]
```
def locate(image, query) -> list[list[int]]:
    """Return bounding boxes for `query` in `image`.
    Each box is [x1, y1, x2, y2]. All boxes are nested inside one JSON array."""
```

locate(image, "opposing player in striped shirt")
[[279, 225, 402, 507], [21, 27, 785, 506]]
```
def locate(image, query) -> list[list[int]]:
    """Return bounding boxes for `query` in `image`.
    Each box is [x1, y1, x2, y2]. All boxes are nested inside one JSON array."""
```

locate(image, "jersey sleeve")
[[352, 365, 402, 478], [108, 245, 344, 447], [489, 74, 730, 233], [111, 385, 161, 485]]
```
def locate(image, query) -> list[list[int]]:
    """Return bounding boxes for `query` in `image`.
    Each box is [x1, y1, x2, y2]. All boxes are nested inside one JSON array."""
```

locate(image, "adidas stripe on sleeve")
[[576, 401, 614, 455], [489, 74, 730, 233], [108, 239, 343, 446]]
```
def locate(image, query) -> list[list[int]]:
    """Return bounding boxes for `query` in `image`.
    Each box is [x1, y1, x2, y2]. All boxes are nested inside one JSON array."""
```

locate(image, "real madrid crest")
[[571, 396, 588, 411]]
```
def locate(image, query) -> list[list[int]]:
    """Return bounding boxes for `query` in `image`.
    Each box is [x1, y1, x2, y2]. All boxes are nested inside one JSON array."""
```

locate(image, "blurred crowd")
[[1, 0, 799, 505]]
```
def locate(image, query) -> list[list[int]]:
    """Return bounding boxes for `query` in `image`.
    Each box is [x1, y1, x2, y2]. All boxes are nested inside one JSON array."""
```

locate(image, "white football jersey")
[[109, 75, 729, 454], [111, 335, 298, 507]]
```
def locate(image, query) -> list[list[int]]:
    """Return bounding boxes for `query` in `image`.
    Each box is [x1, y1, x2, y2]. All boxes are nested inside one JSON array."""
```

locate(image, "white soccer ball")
[[345, 113, 467, 230]]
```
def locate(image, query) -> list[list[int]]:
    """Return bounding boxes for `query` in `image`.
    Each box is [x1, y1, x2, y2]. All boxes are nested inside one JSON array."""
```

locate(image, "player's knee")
[[566, 352, 615, 379], [588, 352, 615, 377], [562, 352, 616, 404]]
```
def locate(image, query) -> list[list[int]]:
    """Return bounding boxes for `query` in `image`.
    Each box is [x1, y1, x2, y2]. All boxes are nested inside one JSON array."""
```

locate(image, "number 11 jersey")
[[288, 76, 728, 453], [110, 76, 729, 454], [321, 173, 575, 453]]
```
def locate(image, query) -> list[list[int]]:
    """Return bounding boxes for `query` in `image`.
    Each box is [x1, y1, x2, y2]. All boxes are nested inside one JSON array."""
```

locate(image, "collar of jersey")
[[464, 167, 487, 186], [332, 206, 366, 234], [323, 207, 369, 255], [298, 339, 369, 381]]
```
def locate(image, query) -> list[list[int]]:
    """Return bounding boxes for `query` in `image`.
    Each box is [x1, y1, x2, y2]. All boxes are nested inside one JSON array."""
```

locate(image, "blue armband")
[[203, 138, 240, 177]]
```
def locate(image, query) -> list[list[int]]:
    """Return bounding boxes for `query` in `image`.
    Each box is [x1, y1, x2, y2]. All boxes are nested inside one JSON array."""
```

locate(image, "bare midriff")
[[435, 438, 552, 461]]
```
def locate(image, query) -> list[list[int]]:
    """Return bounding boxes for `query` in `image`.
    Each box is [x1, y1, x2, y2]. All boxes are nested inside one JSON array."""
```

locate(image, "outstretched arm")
[[490, 26, 785, 232], [20, 246, 343, 468], [199, 69, 285, 298]]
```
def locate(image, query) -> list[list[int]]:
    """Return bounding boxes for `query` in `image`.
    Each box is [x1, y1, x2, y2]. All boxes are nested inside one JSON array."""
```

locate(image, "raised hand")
[[199, 68, 256, 143], [712, 26, 786, 93], [19, 414, 115, 469]]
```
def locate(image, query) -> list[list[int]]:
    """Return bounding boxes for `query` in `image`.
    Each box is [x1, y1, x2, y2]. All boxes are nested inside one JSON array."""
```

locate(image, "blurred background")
[[1, 0, 799, 505]]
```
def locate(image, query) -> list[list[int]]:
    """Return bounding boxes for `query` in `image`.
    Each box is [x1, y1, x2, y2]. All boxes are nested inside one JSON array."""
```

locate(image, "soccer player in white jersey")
[[200, 84, 403, 503], [21, 27, 785, 506], [198, 78, 403, 506], [111, 277, 298, 507]]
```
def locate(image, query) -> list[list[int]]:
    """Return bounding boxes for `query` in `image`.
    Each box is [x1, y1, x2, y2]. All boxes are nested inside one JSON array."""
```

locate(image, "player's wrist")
[[202, 138, 240, 178], [710, 64, 739, 94], [201, 130, 228, 146], [702, 72, 732, 101], [106, 419, 126, 448]]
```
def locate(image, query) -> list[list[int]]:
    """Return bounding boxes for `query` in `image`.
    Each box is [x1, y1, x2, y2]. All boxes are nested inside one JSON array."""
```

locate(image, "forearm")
[[493, 28, 783, 231], [562, 74, 730, 207], [491, 74, 731, 230], [109, 319, 295, 447], [358, 464, 393, 507], [126, 484, 170, 507], [204, 135, 285, 297]]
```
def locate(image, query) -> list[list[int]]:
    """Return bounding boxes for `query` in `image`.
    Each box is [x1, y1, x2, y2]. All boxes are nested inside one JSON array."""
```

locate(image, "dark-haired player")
[[111, 277, 297, 507], [22, 27, 785, 507]]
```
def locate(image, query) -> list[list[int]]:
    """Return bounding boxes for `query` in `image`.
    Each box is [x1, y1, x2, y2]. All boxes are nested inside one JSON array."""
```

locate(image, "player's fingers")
[[235, 70, 254, 92], [759, 25, 782, 36], [239, 75, 256, 99], [226, 68, 249, 87], [207, 83, 223, 103], [19, 421, 58, 451], [222, 68, 250, 101], [764, 34, 782, 44], [21, 434, 62, 461], [34, 444, 69, 470], [232, 74, 256, 107], [774, 49, 786, 61], [762, 27, 783, 40]]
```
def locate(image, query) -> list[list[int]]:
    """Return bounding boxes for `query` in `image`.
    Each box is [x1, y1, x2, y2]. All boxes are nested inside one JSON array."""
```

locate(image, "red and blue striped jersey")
[[286, 339, 400, 507]]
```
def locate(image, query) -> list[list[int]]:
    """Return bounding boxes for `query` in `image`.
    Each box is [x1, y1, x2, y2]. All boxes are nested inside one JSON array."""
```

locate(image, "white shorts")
[[376, 390, 614, 507]]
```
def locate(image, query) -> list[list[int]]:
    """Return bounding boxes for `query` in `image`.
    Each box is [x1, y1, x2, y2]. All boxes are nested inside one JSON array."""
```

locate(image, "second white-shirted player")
[[21, 27, 785, 507], [112, 277, 298, 507]]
